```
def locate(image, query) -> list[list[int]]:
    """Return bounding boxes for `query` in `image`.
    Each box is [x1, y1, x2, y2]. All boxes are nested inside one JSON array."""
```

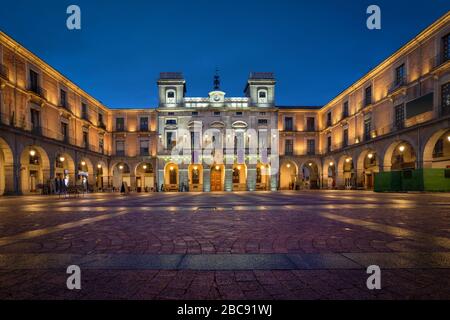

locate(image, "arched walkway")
[[163, 162, 179, 192], [300, 160, 320, 189], [280, 160, 298, 190], [77, 158, 94, 191], [232, 163, 247, 191], [135, 162, 155, 192], [256, 162, 270, 191], [188, 163, 203, 192], [112, 162, 131, 191], [357, 149, 380, 189], [0, 138, 14, 195], [20, 145, 50, 194], [337, 155, 356, 189], [423, 129, 450, 168], [54, 152, 75, 192], [323, 158, 337, 189], [95, 161, 108, 191], [383, 140, 417, 171]]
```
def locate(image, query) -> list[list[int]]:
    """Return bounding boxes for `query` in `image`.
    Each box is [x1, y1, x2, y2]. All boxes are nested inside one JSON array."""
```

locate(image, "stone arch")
[[134, 162, 155, 192], [232, 162, 247, 191], [54, 151, 76, 188], [337, 154, 356, 189], [19, 145, 51, 194], [163, 162, 179, 191], [255, 161, 271, 191], [188, 163, 203, 192], [357, 149, 380, 189], [383, 140, 417, 171], [300, 159, 321, 189], [77, 157, 94, 188], [280, 160, 298, 190], [95, 160, 109, 191], [423, 129, 450, 168], [323, 156, 338, 189], [112, 161, 131, 191], [0, 137, 14, 195]]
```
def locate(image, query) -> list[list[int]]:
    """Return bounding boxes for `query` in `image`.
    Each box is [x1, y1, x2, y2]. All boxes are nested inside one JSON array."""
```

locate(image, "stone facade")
[[0, 13, 449, 195]]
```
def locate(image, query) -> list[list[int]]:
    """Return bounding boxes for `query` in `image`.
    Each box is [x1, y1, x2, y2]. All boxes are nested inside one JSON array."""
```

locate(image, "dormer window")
[[258, 89, 268, 103], [166, 90, 176, 103]]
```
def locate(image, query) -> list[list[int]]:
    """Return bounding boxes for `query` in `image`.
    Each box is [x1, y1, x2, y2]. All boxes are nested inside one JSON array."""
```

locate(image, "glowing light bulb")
[[119, 165, 124, 170], [97, 164, 102, 169], [143, 165, 147, 169], [215, 165, 220, 170], [169, 166, 174, 171], [193, 166, 198, 170], [286, 163, 291, 168], [237, 165, 241, 170], [447, 135, 450, 142], [308, 163, 312, 167], [345, 158, 351, 163], [368, 153, 373, 159], [329, 162, 334, 166], [29, 149, 36, 157], [59, 156, 65, 162], [399, 145, 405, 152], [81, 161, 86, 166]]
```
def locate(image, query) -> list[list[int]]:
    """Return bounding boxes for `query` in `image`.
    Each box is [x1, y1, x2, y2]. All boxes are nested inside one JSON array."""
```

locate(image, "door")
[[29, 170, 37, 192], [210, 168, 222, 191]]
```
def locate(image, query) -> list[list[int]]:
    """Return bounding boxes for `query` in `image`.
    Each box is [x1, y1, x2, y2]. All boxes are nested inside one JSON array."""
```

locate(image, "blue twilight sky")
[[0, 1, 448, 108]]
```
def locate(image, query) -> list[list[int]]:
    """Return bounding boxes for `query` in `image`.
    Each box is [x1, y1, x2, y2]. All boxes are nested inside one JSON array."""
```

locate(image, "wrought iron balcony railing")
[[28, 85, 47, 100], [388, 76, 407, 94]]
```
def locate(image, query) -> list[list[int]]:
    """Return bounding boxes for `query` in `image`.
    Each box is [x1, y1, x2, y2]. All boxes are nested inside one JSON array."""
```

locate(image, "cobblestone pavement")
[[0, 191, 449, 299]]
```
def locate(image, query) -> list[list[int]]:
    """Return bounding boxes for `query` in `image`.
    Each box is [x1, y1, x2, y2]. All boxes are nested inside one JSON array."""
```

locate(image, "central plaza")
[[0, 191, 449, 299]]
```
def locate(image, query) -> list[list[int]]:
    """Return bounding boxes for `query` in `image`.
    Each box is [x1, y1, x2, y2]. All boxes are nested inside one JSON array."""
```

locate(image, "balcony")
[[28, 85, 47, 100], [341, 111, 349, 120], [0, 64, 9, 80], [30, 125, 42, 136], [388, 76, 407, 95], [98, 122, 107, 130], [394, 120, 405, 130]]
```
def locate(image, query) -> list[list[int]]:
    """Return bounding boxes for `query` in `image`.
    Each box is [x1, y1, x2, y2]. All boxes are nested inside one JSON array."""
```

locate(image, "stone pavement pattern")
[[0, 191, 449, 299]]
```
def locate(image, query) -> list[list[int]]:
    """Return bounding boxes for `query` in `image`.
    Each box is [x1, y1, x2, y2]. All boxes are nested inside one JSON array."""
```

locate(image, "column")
[[247, 164, 256, 191]]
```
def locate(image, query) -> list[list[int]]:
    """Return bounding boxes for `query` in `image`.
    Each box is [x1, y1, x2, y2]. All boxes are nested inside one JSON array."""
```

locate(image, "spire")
[[213, 68, 220, 90]]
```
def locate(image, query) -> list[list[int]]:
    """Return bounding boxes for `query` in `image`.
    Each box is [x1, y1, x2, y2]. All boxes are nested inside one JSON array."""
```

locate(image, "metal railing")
[[388, 76, 407, 94], [27, 85, 47, 100]]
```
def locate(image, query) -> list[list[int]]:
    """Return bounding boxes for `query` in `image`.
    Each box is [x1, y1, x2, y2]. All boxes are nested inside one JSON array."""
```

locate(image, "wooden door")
[[210, 169, 222, 191]]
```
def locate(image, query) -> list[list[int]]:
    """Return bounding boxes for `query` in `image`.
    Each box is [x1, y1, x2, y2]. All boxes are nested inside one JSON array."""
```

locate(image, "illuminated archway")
[[384, 141, 416, 171], [112, 162, 131, 190], [20, 146, 50, 194], [188, 163, 203, 192], [135, 162, 155, 192], [423, 129, 450, 168], [301, 161, 320, 189], [164, 162, 179, 191], [232, 163, 247, 191], [357, 150, 379, 189], [338, 155, 356, 189], [280, 160, 298, 190], [323, 158, 337, 189], [0, 137, 14, 196], [54, 152, 75, 192], [256, 162, 271, 191]]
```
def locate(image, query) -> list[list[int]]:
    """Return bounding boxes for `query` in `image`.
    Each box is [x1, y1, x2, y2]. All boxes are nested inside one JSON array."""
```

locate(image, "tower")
[[244, 72, 276, 107], [157, 72, 186, 108]]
